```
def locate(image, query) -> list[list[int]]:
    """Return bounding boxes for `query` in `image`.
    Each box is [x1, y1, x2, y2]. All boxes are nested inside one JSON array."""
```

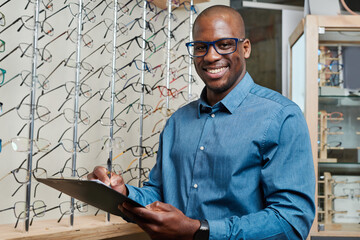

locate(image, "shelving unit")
[[289, 15, 360, 238], [0, 0, 211, 237]]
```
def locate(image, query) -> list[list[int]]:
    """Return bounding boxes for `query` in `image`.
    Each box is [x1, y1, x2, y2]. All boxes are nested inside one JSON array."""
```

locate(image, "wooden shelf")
[[289, 15, 360, 237], [0, 214, 150, 240], [311, 223, 360, 237]]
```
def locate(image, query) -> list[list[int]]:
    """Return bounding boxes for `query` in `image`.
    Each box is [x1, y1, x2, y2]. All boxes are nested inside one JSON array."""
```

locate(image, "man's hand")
[[87, 166, 128, 196], [120, 201, 200, 240]]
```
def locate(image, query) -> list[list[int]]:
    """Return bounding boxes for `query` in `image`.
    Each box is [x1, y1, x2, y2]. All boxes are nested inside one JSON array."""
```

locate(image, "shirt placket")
[[185, 107, 218, 217]]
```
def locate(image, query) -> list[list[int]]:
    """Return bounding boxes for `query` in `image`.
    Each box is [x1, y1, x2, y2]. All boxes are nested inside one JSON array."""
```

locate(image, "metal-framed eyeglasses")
[[185, 38, 245, 57]]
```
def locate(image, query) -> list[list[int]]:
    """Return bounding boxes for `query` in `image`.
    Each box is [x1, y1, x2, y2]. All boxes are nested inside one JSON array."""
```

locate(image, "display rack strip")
[[69, 0, 84, 226]]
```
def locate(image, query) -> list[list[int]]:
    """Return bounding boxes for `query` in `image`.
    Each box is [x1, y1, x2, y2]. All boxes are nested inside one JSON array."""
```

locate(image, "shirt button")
[[199, 146, 204, 150], [211, 113, 215, 118], [193, 184, 198, 189]]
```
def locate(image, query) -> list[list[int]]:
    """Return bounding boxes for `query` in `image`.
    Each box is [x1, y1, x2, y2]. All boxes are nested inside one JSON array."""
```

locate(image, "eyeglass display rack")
[[0, 0, 208, 237], [24, 0, 43, 232], [289, 15, 360, 238]]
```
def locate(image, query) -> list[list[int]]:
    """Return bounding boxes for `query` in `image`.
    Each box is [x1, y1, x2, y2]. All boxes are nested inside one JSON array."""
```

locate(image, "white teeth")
[[207, 67, 226, 74]]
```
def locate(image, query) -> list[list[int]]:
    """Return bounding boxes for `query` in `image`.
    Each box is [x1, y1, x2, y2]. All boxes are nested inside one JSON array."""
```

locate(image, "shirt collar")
[[197, 72, 254, 118]]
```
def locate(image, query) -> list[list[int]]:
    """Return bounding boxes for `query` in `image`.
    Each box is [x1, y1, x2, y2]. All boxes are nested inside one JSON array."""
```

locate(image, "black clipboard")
[[37, 177, 144, 218]]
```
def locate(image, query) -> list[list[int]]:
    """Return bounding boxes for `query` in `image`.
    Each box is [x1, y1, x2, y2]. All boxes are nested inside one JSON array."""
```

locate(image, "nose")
[[203, 44, 222, 62]]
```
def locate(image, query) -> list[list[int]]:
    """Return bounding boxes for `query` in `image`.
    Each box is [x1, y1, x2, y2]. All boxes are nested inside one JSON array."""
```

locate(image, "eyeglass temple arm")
[[35, 143, 61, 169], [37, 113, 63, 140], [78, 120, 100, 143], [0, 45, 20, 62], [114, 98, 139, 119], [60, 157, 72, 173], [0, 18, 21, 35], [79, 91, 100, 112]]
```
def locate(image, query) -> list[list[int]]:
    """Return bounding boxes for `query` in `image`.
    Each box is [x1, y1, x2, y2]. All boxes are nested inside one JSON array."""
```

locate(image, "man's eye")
[[194, 45, 207, 51], [218, 42, 234, 49]]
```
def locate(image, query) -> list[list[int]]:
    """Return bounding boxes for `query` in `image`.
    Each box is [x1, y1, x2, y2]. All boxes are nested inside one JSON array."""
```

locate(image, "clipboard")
[[36, 177, 144, 218]]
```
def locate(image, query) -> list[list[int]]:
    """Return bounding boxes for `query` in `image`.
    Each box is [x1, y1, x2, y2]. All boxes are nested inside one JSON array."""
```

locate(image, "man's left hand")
[[119, 201, 200, 240]]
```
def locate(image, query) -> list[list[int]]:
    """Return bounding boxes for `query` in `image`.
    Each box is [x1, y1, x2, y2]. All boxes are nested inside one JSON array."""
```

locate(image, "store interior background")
[[0, 0, 359, 235]]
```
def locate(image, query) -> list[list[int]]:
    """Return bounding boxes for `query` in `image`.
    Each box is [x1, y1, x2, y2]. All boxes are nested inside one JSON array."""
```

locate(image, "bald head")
[[193, 5, 245, 38]]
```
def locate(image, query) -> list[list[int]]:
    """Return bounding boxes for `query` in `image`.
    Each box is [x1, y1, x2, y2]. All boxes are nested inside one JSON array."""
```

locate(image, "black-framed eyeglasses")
[[100, 86, 127, 104], [64, 51, 94, 72], [42, 29, 94, 59], [116, 54, 152, 73], [173, 36, 189, 51], [186, 38, 245, 57], [0, 93, 51, 122], [171, 73, 197, 84], [119, 35, 156, 52], [29, 200, 87, 225], [147, 26, 174, 42], [123, 166, 151, 186], [19, 70, 50, 90], [0, 42, 52, 63], [113, 145, 155, 160], [97, 63, 127, 80], [125, 17, 154, 33], [0, 200, 46, 228], [0, 165, 47, 197], [130, 0, 157, 16], [161, 11, 178, 26], [52, 158, 89, 179], [0, 11, 54, 37], [170, 16, 189, 37], [103, 18, 129, 38], [41, 2, 95, 30], [25, 0, 54, 11], [90, 0, 130, 16]]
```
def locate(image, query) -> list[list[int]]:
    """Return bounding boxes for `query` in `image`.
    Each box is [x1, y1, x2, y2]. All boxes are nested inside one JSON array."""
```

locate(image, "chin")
[[207, 83, 232, 94]]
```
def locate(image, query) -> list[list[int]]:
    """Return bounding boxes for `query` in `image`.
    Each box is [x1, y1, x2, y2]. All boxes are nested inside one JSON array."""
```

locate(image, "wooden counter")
[[0, 214, 150, 240]]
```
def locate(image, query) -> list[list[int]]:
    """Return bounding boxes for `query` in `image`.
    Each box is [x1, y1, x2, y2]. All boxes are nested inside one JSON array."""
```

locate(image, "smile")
[[206, 67, 227, 74]]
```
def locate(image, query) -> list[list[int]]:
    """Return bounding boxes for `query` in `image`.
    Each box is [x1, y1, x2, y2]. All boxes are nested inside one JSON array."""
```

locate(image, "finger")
[[110, 172, 124, 185], [119, 205, 157, 234], [146, 201, 173, 212], [122, 202, 162, 222], [110, 174, 126, 194], [119, 203, 141, 223], [87, 172, 96, 180], [93, 166, 110, 185]]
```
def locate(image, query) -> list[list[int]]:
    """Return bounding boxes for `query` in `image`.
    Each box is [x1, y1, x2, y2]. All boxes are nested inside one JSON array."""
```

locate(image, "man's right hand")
[[87, 166, 128, 196]]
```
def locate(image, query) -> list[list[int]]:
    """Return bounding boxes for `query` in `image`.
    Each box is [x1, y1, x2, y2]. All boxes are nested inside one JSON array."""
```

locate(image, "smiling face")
[[193, 7, 251, 105]]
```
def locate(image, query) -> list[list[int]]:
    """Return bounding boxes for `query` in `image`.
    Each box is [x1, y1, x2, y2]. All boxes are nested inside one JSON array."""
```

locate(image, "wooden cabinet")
[[289, 15, 360, 238]]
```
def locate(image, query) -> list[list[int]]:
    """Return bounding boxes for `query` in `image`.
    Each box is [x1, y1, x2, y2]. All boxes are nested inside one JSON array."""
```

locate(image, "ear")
[[242, 39, 251, 59]]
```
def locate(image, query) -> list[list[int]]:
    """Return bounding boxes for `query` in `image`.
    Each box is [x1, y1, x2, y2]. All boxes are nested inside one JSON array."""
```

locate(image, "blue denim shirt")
[[127, 73, 315, 240]]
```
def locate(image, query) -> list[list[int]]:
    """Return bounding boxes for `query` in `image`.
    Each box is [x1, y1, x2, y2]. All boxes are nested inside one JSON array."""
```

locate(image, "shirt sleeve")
[[126, 131, 165, 207], [208, 104, 316, 240]]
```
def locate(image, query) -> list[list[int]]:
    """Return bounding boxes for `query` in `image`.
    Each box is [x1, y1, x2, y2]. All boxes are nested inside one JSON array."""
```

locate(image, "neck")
[[205, 71, 246, 106], [206, 90, 227, 106]]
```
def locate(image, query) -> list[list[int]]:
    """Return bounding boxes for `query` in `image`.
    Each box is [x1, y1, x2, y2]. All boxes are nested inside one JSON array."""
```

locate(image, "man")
[[88, 5, 315, 240]]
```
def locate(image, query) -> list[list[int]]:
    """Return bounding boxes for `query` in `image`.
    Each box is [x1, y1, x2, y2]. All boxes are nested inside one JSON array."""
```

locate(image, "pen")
[[106, 157, 111, 181]]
